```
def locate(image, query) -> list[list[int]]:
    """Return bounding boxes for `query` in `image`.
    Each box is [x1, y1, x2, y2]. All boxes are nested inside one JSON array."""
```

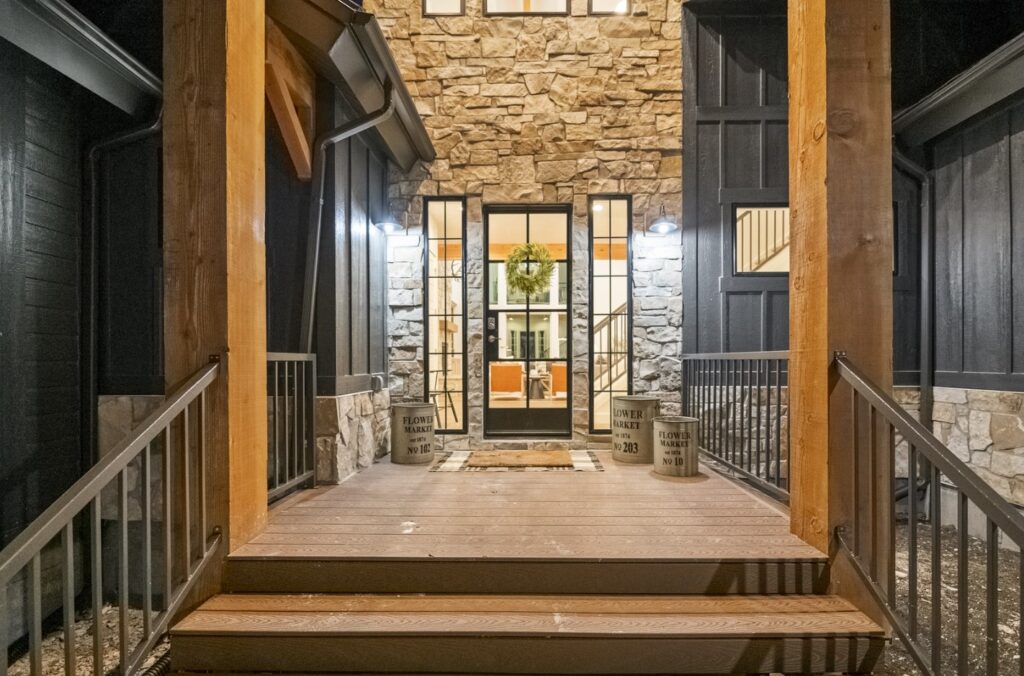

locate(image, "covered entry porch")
[[170, 453, 885, 674]]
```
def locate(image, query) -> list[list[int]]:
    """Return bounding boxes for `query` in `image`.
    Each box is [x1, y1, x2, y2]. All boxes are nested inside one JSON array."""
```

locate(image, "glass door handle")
[[487, 335, 497, 343]]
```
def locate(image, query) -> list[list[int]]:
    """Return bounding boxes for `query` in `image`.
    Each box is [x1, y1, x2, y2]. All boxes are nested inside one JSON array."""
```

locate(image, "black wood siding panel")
[[349, 140, 369, 377], [0, 44, 83, 547], [266, 109, 310, 353], [96, 136, 163, 393], [314, 87, 391, 395], [931, 96, 1024, 390], [1013, 104, 1024, 375], [683, 11, 789, 355]]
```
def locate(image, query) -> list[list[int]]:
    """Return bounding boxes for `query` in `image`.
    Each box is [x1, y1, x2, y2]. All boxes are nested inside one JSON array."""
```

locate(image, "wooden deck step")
[[224, 552, 828, 595], [170, 593, 886, 674]]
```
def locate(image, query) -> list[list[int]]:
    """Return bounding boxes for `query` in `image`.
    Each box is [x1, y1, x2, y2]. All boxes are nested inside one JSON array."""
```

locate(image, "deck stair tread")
[[174, 593, 883, 638]]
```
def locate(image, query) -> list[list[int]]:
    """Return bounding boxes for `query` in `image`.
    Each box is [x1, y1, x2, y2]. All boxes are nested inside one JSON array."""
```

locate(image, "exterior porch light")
[[647, 206, 678, 235], [375, 215, 405, 234]]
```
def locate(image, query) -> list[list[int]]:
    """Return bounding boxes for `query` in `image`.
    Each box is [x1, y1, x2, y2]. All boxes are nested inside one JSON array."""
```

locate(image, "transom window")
[[734, 205, 790, 274], [423, 0, 464, 16], [484, 0, 568, 15]]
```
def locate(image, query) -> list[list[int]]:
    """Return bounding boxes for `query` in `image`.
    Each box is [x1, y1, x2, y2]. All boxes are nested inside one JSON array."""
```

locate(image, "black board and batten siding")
[[0, 43, 85, 547], [931, 94, 1024, 391], [682, 9, 790, 355], [314, 86, 390, 396], [682, 6, 922, 382]]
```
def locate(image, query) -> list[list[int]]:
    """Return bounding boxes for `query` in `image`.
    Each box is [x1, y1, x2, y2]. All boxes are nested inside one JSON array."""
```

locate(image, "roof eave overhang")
[[267, 0, 435, 172], [894, 30, 1024, 148], [0, 0, 161, 117]]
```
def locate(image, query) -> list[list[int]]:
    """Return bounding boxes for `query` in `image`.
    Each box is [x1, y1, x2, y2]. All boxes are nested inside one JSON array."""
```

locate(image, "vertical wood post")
[[788, 0, 894, 554], [164, 0, 267, 554]]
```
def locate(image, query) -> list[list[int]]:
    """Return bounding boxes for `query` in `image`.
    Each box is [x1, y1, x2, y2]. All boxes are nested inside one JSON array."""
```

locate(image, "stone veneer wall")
[[315, 390, 392, 483], [892, 386, 1024, 507], [371, 0, 684, 446]]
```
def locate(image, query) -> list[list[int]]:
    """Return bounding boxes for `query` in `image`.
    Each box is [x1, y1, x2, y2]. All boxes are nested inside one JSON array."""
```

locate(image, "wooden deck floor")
[[233, 452, 820, 562]]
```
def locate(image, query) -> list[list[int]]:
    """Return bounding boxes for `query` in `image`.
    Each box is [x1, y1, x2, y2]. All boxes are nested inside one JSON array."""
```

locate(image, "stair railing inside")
[[0, 358, 222, 675]]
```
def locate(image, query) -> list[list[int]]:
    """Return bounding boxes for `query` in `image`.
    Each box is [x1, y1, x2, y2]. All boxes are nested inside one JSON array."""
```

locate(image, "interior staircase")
[[168, 461, 885, 675]]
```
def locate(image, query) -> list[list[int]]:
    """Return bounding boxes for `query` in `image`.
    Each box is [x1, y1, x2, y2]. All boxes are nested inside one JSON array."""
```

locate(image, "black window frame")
[[422, 196, 469, 435], [588, 194, 634, 435], [731, 203, 792, 277]]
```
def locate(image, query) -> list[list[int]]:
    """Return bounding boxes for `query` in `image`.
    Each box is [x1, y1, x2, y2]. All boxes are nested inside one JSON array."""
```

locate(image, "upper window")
[[589, 0, 629, 14], [484, 0, 567, 14], [734, 205, 790, 274], [423, 0, 463, 15]]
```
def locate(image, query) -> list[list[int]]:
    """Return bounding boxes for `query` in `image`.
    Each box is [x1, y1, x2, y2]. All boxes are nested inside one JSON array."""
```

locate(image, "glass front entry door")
[[483, 206, 572, 437]]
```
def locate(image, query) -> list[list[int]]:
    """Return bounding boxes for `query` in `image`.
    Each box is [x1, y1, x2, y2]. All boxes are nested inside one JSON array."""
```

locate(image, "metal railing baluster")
[[958, 489, 968, 675], [143, 444, 153, 639], [62, 522, 75, 675], [909, 445, 919, 640], [184, 405, 192, 572], [931, 462, 942, 671], [29, 552, 42, 676], [91, 495, 103, 675], [987, 518, 1000, 674], [119, 467, 130, 671]]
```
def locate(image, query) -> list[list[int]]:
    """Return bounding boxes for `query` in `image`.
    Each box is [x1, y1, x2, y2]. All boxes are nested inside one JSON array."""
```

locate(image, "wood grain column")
[[164, 0, 267, 553], [788, 0, 893, 553]]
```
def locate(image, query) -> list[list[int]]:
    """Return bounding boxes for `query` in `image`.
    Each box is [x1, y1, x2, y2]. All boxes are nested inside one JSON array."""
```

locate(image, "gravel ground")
[[873, 521, 1022, 675], [7, 605, 166, 676]]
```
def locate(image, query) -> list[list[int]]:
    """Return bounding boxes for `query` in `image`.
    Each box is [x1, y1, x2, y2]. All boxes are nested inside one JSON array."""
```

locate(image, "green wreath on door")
[[505, 242, 555, 297]]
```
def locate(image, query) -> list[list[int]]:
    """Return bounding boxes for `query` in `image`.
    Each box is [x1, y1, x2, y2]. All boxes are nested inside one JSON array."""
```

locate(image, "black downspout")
[[299, 80, 396, 355], [84, 110, 163, 466], [892, 147, 934, 433]]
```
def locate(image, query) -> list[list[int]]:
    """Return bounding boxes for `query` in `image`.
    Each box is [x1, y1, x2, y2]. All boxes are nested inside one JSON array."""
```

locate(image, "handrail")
[[0, 358, 222, 675], [833, 352, 1024, 675], [835, 354, 1024, 546], [683, 350, 790, 360], [0, 360, 218, 583]]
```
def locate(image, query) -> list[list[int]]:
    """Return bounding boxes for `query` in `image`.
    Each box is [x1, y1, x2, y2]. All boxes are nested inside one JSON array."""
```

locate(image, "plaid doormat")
[[431, 450, 604, 472]]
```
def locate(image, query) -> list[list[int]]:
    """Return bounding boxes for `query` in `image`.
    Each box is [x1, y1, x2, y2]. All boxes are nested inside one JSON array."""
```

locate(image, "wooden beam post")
[[788, 0, 894, 553], [164, 0, 268, 554]]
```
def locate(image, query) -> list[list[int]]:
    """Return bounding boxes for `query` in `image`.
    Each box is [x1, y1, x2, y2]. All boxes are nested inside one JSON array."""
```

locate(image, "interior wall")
[[0, 42, 85, 547]]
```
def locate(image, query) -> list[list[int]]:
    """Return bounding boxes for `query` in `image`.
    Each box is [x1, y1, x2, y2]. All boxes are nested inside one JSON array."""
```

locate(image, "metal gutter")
[[266, 0, 435, 172], [0, 0, 161, 117], [300, 82, 396, 353], [893, 30, 1024, 147]]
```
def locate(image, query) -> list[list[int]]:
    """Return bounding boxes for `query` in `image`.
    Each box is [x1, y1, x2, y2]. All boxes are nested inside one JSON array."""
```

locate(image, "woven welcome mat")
[[431, 449, 604, 472]]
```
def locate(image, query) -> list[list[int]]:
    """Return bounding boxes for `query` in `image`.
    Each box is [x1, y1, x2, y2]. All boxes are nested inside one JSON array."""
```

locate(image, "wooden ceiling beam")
[[266, 17, 314, 180]]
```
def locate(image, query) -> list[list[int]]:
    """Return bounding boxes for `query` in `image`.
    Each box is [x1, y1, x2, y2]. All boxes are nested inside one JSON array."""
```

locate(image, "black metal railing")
[[834, 353, 1024, 676], [267, 353, 317, 503], [0, 359, 221, 675], [681, 351, 790, 500]]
